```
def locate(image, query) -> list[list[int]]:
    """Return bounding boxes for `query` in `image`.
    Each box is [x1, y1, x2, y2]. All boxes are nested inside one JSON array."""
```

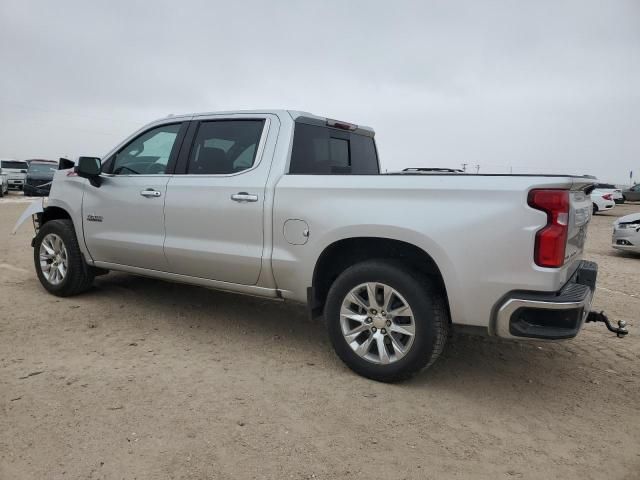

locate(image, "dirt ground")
[[1, 191, 639, 480]]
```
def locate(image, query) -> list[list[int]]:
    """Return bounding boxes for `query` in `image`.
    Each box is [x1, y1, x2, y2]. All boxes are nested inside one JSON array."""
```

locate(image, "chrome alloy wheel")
[[39, 233, 68, 285], [340, 282, 416, 365]]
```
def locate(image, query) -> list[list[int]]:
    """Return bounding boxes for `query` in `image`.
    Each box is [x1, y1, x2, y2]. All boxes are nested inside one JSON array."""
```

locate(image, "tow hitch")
[[586, 311, 629, 338]]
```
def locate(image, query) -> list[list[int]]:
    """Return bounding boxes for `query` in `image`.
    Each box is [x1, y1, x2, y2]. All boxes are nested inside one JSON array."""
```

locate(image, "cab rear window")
[[289, 123, 379, 175]]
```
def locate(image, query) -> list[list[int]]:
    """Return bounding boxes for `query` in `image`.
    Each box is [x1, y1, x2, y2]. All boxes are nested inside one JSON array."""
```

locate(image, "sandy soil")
[[1, 191, 639, 479]]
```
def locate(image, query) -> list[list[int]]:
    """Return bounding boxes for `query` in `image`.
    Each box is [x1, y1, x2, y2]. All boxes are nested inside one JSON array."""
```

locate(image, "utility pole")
[[475, 164, 480, 174], [461, 163, 467, 172]]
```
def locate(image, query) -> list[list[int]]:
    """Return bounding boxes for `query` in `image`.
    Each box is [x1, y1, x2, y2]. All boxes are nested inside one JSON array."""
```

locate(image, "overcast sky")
[[0, 0, 638, 183]]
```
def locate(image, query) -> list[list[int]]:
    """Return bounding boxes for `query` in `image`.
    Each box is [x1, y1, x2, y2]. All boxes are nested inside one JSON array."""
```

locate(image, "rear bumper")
[[613, 229, 639, 252], [493, 260, 597, 340]]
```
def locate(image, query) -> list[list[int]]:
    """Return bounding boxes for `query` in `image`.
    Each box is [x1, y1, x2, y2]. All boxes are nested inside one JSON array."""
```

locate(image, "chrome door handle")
[[231, 192, 258, 202], [140, 189, 161, 198]]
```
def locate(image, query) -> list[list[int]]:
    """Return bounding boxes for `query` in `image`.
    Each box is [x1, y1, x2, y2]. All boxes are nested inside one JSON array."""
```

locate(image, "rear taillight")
[[602, 193, 613, 200], [528, 189, 570, 268]]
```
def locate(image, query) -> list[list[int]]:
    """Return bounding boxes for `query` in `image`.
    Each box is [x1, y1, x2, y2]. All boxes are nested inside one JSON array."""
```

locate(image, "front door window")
[[108, 123, 182, 175]]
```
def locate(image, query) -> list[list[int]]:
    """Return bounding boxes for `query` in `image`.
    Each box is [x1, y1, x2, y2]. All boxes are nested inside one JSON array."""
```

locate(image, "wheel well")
[[310, 237, 449, 316], [41, 207, 72, 225]]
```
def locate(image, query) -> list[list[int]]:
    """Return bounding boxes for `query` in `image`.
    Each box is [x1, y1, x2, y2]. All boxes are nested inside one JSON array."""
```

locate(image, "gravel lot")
[[1, 191, 639, 479]]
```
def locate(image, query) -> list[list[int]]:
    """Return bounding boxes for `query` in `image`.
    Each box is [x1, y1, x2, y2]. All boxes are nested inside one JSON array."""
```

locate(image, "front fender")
[[12, 199, 45, 235]]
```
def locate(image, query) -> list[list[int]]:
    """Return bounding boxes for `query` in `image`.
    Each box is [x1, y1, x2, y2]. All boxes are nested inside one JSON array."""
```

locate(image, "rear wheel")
[[33, 219, 95, 296], [325, 260, 449, 382]]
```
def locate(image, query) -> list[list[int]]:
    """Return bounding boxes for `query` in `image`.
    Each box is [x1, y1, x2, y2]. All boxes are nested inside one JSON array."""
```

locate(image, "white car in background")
[[612, 213, 640, 253], [592, 190, 615, 214], [593, 183, 624, 204]]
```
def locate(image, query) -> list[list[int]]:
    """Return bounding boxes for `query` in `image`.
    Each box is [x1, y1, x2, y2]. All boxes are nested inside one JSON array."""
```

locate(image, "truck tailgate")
[[566, 189, 591, 267]]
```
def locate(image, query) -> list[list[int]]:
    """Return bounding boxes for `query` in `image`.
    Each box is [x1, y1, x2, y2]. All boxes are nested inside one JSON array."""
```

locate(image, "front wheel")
[[325, 260, 449, 382], [33, 219, 95, 296]]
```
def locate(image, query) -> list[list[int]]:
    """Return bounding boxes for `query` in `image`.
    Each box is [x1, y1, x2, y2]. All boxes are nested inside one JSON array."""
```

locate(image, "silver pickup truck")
[[14, 110, 607, 381]]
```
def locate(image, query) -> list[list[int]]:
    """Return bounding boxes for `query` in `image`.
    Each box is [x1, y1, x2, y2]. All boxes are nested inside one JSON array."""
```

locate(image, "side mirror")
[[76, 156, 102, 187]]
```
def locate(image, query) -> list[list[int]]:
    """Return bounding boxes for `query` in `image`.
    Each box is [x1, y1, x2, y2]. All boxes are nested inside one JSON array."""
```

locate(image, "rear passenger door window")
[[186, 120, 265, 175]]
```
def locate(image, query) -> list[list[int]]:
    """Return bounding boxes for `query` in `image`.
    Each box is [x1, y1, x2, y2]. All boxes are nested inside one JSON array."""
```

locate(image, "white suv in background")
[[0, 159, 28, 191]]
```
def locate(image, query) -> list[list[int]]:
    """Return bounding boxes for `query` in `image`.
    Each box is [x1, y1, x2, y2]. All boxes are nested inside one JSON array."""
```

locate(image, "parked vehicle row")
[[0, 159, 57, 196]]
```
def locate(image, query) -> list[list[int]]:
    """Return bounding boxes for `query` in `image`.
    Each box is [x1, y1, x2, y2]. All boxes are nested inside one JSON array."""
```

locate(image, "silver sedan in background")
[[613, 213, 640, 254]]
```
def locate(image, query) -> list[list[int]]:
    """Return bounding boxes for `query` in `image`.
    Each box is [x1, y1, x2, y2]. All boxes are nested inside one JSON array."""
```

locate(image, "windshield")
[[29, 163, 57, 174], [1, 161, 28, 170]]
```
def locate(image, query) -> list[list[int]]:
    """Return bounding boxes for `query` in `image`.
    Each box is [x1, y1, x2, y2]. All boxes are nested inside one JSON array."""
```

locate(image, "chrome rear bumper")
[[494, 260, 597, 340]]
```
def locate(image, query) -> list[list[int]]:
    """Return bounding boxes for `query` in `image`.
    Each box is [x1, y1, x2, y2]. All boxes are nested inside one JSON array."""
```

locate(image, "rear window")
[[289, 123, 379, 175], [1, 161, 28, 169], [595, 183, 616, 189]]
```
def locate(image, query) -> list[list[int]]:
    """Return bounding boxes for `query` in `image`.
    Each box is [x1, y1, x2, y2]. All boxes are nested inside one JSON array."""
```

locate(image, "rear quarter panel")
[[272, 175, 584, 328]]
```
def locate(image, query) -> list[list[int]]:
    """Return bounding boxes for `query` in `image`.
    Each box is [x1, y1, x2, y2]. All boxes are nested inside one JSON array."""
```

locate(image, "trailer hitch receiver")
[[586, 311, 629, 338]]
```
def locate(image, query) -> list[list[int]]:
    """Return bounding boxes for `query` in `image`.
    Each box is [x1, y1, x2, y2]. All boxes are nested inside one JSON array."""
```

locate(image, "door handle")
[[140, 189, 161, 198], [231, 192, 258, 202]]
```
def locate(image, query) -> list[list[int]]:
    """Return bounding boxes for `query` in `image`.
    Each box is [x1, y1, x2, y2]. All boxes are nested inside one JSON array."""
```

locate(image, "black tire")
[[33, 219, 95, 297], [592, 203, 598, 215], [325, 260, 449, 382]]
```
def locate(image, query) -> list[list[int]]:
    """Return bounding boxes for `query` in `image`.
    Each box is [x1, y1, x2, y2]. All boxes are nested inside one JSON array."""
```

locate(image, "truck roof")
[[156, 110, 375, 136]]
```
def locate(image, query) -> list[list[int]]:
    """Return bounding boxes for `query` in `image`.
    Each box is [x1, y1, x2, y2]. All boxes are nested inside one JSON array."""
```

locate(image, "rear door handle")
[[140, 189, 161, 198], [231, 192, 258, 202]]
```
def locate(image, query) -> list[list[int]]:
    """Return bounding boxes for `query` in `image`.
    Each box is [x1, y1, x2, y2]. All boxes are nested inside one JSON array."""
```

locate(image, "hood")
[[614, 212, 640, 226]]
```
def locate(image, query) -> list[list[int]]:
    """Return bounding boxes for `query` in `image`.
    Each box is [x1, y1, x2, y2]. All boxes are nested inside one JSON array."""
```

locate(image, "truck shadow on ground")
[[86, 272, 622, 399], [99, 273, 620, 383]]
